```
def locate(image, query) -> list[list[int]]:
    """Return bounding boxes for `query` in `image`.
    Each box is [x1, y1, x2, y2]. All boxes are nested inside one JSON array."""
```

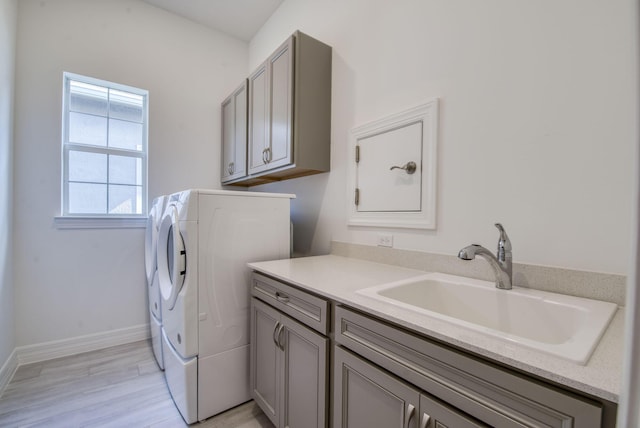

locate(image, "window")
[[61, 72, 148, 218]]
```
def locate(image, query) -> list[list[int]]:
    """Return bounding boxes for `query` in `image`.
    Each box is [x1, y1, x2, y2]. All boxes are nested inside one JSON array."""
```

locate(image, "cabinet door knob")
[[405, 404, 416, 428], [228, 162, 234, 175], [390, 161, 417, 174], [420, 412, 431, 428]]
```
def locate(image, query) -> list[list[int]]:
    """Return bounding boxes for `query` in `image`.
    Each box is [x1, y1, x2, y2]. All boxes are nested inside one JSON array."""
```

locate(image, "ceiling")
[[141, 0, 284, 41]]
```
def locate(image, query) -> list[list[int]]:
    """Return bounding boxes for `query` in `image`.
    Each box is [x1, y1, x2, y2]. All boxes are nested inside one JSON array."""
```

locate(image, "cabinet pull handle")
[[275, 291, 290, 303], [420, 412, 431, 428], [405, 404, 416, 428], [276, 323, 285, 350], [262, 147, 272, 164], [272, 322, 281, 347], [228, 162, 234, 175]]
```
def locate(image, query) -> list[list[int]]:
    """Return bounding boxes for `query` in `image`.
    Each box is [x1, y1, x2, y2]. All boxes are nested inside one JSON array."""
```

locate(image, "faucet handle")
[[494, 223, 512, 255]]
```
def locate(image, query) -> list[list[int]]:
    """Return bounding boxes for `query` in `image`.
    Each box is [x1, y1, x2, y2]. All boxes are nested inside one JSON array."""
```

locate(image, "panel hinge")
[[355, 145, 360, 163], [355, 188, 360, 206]]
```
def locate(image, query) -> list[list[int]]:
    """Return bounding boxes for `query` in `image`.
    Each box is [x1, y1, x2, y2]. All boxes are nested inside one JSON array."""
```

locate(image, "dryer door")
[[158, 204, 186, 311]]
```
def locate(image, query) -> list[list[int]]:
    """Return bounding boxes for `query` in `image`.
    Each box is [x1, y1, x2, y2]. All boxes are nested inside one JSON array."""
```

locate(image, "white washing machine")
[[145, 195, 167, 370], [157, 189, 294, 424]]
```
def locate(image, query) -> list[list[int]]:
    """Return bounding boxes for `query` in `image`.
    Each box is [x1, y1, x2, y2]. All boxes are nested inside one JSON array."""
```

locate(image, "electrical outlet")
[[377, 234, 393, 248]]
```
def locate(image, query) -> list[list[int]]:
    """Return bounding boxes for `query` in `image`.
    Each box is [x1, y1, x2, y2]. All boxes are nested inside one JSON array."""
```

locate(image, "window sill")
[[54, 216, 147, 229]]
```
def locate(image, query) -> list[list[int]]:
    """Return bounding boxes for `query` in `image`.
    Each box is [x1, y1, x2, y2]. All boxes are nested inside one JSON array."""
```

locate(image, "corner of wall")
[[0, 349, 17, 397], [0, 0, 17, 384]]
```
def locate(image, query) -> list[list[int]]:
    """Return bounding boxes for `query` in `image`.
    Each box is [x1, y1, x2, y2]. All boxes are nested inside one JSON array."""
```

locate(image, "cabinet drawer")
[[335, 305, 603, 428], [252, 272, 329, 335]]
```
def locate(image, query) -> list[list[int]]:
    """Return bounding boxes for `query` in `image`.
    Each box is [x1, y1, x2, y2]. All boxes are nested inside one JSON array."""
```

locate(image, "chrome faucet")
[[458, 223, 513, 290]]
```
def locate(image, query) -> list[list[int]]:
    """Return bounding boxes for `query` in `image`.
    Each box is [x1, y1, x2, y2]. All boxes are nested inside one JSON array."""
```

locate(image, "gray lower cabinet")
[[250, 296, 328, 428], [334, 346, 487, 428], [335, 305, 606, 428], [248, 271, 614, 428]]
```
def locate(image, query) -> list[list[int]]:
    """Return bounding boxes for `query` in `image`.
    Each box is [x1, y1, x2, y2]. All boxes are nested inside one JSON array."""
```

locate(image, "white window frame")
[[57, 72, 148, 228]]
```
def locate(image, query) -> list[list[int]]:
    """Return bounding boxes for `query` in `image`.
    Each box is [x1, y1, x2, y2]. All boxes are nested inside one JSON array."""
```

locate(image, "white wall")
[[251, 0, 636, 275], [0, 0, 16, 365], [13, 0, 247, 346]]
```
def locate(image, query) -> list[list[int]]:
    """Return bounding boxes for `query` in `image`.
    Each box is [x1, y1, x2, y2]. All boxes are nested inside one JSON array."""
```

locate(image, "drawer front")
[[252, 272, 329, 335], [335, 305, 602, 428]]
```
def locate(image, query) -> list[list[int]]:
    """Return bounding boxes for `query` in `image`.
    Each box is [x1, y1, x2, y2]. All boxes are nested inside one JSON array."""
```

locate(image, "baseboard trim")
[[0, 349, 18, 397], [16, 323, 150, 366]]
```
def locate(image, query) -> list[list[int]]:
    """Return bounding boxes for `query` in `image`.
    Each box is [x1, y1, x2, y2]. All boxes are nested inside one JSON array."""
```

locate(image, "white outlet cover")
[[377, 234, 394, 247]]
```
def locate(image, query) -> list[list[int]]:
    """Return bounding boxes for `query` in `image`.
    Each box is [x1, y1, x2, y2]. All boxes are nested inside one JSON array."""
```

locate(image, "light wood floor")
[[0, 340, 274, 427]]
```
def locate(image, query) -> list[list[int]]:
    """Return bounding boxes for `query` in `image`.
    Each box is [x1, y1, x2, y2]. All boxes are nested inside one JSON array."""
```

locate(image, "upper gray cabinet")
[[221, 80, 248, 183], [248, 37, 293, 176], [225, 31, 332, 187]]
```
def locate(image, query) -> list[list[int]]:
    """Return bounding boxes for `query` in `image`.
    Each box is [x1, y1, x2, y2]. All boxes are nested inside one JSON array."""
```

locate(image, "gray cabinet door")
[[281, 312, 328, 428], [250, 298, 280, 426], [334, 346, 420, 428], [334, 346, 486, 428], [221, 80, 247, 183], [266, 36, 293, 171], [248, 36, 294, 175], [248, 61, 269, 175], [251, 297, 328, 428], [419, 394, 487, 428], [221, 92, 234, 181]]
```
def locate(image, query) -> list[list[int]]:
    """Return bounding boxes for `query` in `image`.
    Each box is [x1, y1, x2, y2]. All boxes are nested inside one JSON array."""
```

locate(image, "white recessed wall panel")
[[348, 100, 438, 230], [356, 122, 422, 212]]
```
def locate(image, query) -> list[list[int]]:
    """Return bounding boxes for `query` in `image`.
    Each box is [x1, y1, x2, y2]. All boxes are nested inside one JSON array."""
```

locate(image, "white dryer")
[[145, 195, 167, 370], [157, 189, 294, 424]]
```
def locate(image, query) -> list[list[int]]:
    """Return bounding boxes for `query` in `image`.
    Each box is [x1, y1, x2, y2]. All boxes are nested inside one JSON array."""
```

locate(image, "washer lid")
[[157, 204, 186, 311]]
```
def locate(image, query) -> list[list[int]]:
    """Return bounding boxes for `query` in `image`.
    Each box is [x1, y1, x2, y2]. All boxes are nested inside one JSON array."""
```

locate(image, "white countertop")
[[248, 254, 624, 403]]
